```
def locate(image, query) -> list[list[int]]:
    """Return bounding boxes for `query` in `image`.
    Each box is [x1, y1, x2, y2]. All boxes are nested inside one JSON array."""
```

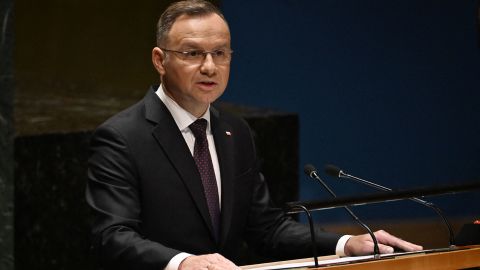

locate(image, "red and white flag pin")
[[225, 131, 232, 136]]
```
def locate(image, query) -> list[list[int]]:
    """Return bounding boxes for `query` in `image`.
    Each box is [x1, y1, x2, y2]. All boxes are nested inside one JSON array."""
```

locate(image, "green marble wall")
[[15, 132, 94, 269], [0, 0, 14, 269]]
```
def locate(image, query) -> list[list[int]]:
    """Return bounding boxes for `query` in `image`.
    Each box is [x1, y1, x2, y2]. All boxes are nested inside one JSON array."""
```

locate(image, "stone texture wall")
[[0, 0, 14, 269]]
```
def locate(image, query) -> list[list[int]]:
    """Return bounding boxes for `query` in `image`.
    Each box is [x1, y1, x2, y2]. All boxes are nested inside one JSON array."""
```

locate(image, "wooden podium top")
[[241, 246, 480, 270]]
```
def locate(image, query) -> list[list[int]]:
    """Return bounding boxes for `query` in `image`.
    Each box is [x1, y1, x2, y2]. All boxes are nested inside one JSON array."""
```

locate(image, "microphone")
[[325, 164, 455, 247], [304, 164, 381, 257]]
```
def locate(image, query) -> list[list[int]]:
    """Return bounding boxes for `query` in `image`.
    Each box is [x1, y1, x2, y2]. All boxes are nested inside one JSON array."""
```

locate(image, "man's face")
[[153, 13, 231, 117]]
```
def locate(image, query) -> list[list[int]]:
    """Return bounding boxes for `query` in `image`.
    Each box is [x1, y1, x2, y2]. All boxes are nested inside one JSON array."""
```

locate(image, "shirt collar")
[[155, 84, 212, 134]]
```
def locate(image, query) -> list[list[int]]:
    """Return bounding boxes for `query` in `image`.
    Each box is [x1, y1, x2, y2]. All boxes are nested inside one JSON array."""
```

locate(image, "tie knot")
[[190, 118, 208, 139]]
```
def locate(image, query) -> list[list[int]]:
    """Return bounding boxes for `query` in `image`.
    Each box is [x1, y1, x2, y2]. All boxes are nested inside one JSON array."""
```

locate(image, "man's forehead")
[[169, 14, 230, 38], [165, 14, 230, 49]]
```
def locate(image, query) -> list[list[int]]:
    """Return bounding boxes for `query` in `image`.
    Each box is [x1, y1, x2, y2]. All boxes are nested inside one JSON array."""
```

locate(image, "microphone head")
[[325, 164, 342, 177], [303, 164, 317, 178]]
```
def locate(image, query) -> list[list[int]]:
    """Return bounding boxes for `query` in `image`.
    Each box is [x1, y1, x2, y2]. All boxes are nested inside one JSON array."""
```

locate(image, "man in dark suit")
[[86, 1, 422, 269]]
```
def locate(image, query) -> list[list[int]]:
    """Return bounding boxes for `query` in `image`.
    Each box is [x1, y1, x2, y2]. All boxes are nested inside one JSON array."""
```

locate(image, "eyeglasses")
[[160, 48, 233, 65]]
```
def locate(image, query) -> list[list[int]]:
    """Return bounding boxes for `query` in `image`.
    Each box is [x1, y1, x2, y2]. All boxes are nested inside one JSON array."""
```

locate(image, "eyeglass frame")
[[159, 48, 233, 65]]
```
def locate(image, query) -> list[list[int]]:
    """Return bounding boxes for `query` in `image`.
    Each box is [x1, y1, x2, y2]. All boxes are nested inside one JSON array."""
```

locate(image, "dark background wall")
[[221, 0, 480, 238], [14, 0, 170, 135], [0, 0, 14, 269]]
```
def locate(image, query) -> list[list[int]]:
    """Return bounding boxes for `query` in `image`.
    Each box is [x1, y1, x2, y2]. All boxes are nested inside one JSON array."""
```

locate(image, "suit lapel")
[[210, 107, 235, 247], [144, 88, 216, 240]]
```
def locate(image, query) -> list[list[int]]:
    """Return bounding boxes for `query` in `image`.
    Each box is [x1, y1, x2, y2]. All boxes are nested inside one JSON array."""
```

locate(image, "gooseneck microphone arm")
[[304, 164, 380, 257], [325, 164, 455, 247]]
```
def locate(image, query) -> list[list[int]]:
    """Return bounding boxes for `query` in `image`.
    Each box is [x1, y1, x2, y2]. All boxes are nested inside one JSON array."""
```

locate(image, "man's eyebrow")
[[179, 44, 200, 49], [179, 41, 230, 50], [178, 41, 203, 49]]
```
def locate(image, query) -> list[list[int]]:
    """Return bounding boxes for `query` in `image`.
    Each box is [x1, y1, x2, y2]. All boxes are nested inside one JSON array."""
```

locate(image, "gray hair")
[[156, 0, 228, 47]]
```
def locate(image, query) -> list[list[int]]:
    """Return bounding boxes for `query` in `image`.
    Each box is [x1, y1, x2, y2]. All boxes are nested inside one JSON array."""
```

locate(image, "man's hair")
[[156, 0, 227, 47]]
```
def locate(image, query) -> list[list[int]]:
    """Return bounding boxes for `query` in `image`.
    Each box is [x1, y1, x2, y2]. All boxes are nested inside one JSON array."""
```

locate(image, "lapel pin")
[[225, 131, 232, 136]]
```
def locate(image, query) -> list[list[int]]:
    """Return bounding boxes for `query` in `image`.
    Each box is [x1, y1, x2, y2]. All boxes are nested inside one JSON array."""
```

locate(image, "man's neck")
[[162, 84, 209, 118]]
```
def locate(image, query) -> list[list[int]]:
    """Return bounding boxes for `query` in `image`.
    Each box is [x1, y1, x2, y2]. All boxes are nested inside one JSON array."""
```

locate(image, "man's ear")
[[152, 47, 166, 75]]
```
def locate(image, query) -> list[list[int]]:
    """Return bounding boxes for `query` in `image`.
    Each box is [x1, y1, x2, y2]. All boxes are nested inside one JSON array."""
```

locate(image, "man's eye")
[[212, 50, 225, 57], [186, 51, 202, 57]]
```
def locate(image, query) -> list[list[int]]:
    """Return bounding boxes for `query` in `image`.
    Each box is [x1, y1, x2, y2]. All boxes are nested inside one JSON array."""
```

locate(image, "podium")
[[242, 246, 480, 270]]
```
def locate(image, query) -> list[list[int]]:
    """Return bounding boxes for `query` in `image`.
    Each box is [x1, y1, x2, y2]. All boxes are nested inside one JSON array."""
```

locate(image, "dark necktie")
[[189, 119, 220, 239]]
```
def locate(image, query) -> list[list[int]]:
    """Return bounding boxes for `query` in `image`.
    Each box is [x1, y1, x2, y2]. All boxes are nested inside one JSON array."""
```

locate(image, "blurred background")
[[220, 0, 480, 240], [1, 0, 479, 269]]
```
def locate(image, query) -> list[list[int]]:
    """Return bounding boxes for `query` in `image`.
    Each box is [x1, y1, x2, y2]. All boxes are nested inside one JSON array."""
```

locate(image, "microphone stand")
[[308, 170, 381, 258], [337, 170, 456, 247], [285, 204, 319, 267]]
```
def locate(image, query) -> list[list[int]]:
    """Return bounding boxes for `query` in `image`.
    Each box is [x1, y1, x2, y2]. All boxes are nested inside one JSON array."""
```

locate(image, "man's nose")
[[200, 53, 216, 76]]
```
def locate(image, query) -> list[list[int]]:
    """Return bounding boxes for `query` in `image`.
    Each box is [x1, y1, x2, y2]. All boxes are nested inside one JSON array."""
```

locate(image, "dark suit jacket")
[[86, 86, 341, 269]]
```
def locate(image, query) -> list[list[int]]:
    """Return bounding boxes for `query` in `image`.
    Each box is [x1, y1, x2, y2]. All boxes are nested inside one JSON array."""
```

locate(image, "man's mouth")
[[199, 81, 216, 86], [197, 81, 218, 89]]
